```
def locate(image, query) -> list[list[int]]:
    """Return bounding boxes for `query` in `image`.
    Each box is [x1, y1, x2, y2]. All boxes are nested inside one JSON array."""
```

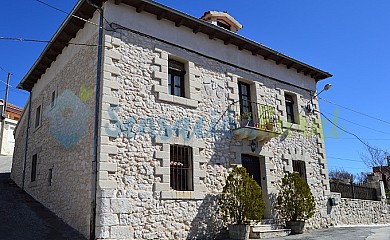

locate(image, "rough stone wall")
[[328, 194, 390, 226], [11, 31, 98, 238], [96, 25, 332, 239]]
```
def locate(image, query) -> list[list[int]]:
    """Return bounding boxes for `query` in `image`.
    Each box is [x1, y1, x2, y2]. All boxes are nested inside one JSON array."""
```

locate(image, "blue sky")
[[1, 0, 389, 175]]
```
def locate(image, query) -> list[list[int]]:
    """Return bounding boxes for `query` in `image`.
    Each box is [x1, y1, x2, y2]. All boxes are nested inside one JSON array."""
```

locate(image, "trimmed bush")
[[218, 166, 265, 224], [275, 172, 315, 221]]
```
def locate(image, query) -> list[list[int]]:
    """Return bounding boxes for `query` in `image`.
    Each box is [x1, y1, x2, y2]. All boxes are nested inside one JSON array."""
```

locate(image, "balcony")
[[230, 101, 280, 142]]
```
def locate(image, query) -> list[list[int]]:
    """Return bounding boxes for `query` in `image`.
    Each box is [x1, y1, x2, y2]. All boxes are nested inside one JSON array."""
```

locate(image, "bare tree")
[[354, 172, 369, 185], [329, 169, 354, 182], [360, 144, 388, 169]]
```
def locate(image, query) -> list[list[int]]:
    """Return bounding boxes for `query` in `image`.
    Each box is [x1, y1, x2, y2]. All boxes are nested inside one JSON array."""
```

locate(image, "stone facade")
[[11, 11, 101, 238], [11, 1, 390, 239]]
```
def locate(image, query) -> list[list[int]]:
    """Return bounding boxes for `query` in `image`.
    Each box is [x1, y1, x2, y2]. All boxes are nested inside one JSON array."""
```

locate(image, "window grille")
[[292, 160, 307, 181], [170, 145, 193, 191]]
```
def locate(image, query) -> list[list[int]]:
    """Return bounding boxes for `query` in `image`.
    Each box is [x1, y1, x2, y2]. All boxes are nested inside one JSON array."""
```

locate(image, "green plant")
[[275, 172, 315, 221], [218, 166, 265, 224], [240, 112, 252, 120]]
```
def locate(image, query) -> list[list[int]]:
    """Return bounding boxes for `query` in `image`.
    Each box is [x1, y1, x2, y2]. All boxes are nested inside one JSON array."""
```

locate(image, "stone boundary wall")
[[329, 193, 390, 226]]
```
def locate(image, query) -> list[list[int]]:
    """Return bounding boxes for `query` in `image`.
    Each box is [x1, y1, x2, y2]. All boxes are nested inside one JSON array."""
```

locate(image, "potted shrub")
[[275, 172, 315, 234], [240, 112, 251, 127], [218, 166, 265, 240]]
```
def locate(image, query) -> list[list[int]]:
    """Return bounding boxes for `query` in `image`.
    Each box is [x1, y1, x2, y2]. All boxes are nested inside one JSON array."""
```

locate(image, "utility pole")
[[0, 73, 11, 155]]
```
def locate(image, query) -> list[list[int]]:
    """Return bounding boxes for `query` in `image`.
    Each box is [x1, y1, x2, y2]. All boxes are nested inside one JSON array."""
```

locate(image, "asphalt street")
[[273, 225, 390, 240], [0, 156, 85, 240]]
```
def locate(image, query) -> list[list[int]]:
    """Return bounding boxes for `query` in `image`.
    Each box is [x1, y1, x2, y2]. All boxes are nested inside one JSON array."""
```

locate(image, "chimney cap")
[[200, 11, 243, 33]]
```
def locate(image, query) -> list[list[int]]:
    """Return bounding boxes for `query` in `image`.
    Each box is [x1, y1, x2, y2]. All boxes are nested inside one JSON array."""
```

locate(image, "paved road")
[[273, 225, 390, 240], [0, 156, 85, 240]]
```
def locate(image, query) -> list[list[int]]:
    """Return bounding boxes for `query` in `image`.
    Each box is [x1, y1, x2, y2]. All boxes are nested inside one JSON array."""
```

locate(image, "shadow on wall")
[[187, 194, 227, 240]]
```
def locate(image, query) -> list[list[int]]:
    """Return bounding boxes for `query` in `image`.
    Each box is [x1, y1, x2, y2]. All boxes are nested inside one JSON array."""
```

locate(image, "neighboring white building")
[[11, 0, 390, 239], [0, 100, 22, 156]]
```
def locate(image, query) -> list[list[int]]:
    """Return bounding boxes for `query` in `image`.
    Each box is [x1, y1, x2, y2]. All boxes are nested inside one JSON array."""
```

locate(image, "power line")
[[328, 165, 368, 170], [327, 156, 363, 163], [0, 37, 99, 47], [325, 137, 390, 141], [34, 0, 101, 28], [0, 66, 9, 74], [319, 97, 390, 125], [319, 111, 388, 153], [322, 110, 390, 136]]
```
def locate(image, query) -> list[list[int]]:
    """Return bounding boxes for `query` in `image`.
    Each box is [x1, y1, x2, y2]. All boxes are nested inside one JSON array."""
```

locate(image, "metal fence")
[[232, 100, 278, 132], [330, 180, 378, 201]]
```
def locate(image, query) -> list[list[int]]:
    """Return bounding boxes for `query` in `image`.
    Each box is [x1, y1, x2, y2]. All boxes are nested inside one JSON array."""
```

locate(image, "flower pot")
[[228, 224, 250, 240], [285, 221, 305, 234]]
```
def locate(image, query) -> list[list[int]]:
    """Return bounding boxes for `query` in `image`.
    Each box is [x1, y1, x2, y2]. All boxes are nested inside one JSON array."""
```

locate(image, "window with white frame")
[[285, 93, 298, 124], [168, 59, 186, 97]]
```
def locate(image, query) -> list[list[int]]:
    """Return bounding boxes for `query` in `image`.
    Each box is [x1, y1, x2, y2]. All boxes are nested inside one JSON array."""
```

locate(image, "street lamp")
[[306, 83, 332, 112]]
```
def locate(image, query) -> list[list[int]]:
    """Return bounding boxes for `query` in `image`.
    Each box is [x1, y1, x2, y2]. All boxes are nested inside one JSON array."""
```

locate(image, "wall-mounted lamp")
[[306, 83, 332, 112], [250, 140, 257, 152]]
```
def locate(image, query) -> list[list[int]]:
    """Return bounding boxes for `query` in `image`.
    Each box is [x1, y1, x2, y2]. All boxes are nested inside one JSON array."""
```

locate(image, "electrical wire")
[[0, 37, 99, 47], [0, 66, 9, 74], [319, 111, 388, 153], [325, 137, 390, 141], [328, 166, 368, 170], [327, 156, 363, 163], [34, 0, 101, 28], [322, 110, 390, 136], [319, 96, 390, 125]]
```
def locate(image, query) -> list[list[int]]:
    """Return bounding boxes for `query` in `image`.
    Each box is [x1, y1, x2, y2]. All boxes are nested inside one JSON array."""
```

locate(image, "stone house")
[[11, 0, 390, 239], [0, 100, 23, 155]]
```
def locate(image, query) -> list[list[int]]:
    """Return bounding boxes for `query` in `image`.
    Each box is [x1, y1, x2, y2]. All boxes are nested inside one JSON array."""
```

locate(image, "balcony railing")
[[230, 100, 280, 141]]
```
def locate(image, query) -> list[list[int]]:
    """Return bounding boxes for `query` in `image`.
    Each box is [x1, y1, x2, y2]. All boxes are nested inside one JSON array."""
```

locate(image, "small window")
[[170, 145, 193, 191], [35, 105, 41, 128], [31, 154, 38, 182], [168, 59, 185, 97], [285, 94, 296, 123], [48, 168, 53, 186], [51, 91, 56, 108], [293, 160, 307, 181]]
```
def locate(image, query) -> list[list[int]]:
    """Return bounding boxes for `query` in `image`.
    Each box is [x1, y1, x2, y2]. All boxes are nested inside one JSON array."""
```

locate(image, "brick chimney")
[[200, 11, 243, 33]]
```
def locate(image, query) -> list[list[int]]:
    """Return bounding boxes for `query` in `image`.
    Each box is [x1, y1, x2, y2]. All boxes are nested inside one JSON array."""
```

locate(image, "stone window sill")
[[158, 92, 198, 108], [160, 190, 205, 200], [282, 121, 304, 132]]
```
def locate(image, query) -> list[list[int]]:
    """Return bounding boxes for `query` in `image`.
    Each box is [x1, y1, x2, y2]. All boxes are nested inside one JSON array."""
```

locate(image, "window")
[[168, 59, 185, 97], [293, 160, 307, 181], [217, 20, 231, 30], [31, 154, 37, 182], [51, 90, 56, 108], [170, 145, 193, 191], [48, 168, 53, 186], [285, 93, 296, 123], [35, 105, 41, 128], [238, 81, 252, 114]]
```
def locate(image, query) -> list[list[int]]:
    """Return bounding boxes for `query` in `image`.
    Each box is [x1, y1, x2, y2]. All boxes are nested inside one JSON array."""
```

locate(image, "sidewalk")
[[273, 225, 390, 240]]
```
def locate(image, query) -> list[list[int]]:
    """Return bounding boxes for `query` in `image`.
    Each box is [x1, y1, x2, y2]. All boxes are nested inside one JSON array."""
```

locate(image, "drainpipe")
[[88, 0, 104, 239], [22, 92, 32, 189]]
